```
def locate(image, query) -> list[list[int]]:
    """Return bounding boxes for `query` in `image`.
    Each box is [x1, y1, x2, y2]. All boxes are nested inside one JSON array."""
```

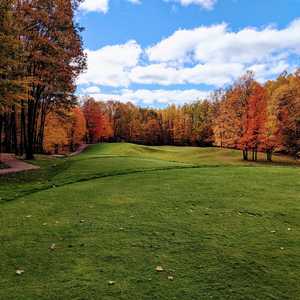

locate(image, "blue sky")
[[77, 0, 300, 107]]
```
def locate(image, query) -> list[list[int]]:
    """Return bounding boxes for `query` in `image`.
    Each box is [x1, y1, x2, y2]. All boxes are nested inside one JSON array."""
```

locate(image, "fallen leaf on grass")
[[50, 243, 56, 251], [156, 266, 164, 272], [108, 281, 115, 285], [168, 276, 174, 281], [16, 269, 24, 275]]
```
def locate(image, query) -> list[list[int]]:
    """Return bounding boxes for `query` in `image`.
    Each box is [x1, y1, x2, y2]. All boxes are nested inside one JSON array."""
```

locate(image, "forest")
[[78, 70, 300, 163], [1, 1, 300, 163]]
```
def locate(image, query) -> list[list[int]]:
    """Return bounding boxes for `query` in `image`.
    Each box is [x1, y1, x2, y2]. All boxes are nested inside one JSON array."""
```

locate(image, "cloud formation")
[[79, 0, 109, 13], [78, 19, 300, 105], [167, 0, 217, 10], [130, 62, 245, 87], [147, 20, 300, 65], [81, 87, 211, 106], [78, 41, 142, 87], [79, 0, 140, 14], [79, 0, 216, 13]]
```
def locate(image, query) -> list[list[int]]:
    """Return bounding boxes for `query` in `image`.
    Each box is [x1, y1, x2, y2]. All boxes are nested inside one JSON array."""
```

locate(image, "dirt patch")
[[0, 154, 40, 176]]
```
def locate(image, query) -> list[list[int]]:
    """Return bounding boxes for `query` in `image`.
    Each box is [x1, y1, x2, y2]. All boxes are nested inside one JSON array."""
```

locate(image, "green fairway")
[[0, 143, 300, 299]]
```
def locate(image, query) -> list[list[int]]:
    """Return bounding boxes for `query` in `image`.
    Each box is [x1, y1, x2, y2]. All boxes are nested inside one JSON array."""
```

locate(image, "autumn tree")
[[44, 112, 69, 154], [184, 100, 216, 146], [15, 0, 86, 159], [160, 105, 177, 145], [239, 83, 267, 161], [69, 107, 87, 152], [143, 117, 162, 145], [0, 0, 26, 155], [83, 98, 113, 143], [275, 73, 300, 158]]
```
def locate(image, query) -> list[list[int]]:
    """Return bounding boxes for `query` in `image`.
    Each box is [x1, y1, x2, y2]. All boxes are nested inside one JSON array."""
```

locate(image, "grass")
[[0, 143, 300, 299]]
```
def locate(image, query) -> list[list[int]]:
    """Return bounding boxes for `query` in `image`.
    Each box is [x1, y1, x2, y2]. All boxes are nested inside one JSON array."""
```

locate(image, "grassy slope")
[[0, 143, 300, 300]]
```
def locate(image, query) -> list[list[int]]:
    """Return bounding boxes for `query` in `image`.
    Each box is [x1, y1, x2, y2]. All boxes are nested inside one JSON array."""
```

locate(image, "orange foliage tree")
[[44, 112, 69, 154], [239, 83, 267, 161], [44, 107, 86, 154], [69, 107, 87, 152]]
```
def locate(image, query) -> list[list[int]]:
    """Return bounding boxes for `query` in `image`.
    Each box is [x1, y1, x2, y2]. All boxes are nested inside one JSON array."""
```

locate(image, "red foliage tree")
[[239, 83, 267, 161], [83, 98, 113, 143]]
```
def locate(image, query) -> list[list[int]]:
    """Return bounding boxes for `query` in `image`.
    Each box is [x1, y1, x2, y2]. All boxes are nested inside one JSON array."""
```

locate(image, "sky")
[[76, 0, 300, 107]]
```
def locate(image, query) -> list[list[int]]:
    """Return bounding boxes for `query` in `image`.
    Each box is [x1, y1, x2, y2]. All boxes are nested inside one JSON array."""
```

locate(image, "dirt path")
[[0, 153, 40, 176], [0, 144, 89, 176]]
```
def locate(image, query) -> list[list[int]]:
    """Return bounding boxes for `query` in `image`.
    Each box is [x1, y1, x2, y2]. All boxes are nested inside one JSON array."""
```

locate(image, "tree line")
[[1, 2, 299, 162], [45, 70, 300, 162], [0, 0, 86, 159]]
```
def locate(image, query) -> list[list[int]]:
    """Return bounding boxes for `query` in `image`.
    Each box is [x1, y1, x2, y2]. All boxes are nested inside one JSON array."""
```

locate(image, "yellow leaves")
[[44, 112, 70, 154], [44, 107, 87, 154]]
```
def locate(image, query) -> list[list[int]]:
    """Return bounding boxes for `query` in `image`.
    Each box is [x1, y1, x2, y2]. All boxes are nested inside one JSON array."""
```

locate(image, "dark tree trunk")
[[21, 101, 27, 157], [251, 148, 258, 161], [11, 105, 18, 155], [243, 149, 248, 160], [266, 150, 273, 162], [25, 100, 35, 160], [0, 114, 3, 154]]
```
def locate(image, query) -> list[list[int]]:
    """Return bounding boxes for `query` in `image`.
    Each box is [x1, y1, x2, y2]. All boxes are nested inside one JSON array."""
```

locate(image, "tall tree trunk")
[[243, 148, 248, 160], [266, 149, 273, 162], [26, 100, 35, 160], [11, 105, 18, 155], [4, 112, 11, 153], [21, 100, 27, 157], [0, 114, 3, 154]]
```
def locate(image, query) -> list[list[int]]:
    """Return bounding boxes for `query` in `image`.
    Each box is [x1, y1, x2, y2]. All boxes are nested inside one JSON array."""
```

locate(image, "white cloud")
[[130, 62, 245, 86], [147, 20, 300, 66], [80, 0, 109, 13], [78, 19, 300, 106], [168, 0, 217, 10], [247, 60, 291, 83], [79, 0, 215, 14], [80, 0, 140, 14], [78, 40, 142, 87], [82, 86, 101, 94], [130, 64, 183, 85], [128, 0, 141, 3], [147, 24, 226, 64], [84, 88, 210, 106]]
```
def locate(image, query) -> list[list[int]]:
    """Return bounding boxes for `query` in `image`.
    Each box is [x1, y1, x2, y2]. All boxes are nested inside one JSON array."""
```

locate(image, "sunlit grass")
[[0, 143, 299, 299]]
